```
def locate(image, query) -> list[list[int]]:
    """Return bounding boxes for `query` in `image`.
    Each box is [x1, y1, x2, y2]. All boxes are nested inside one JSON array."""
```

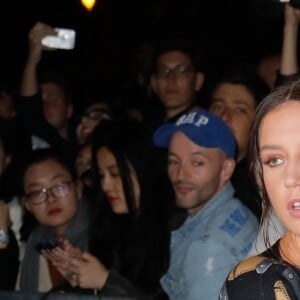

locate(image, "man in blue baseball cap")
[[153, 110, 259, 300]]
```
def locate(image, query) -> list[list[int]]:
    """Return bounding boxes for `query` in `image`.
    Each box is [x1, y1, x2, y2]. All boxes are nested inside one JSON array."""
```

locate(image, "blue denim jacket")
[[160, 182, 259, 300]]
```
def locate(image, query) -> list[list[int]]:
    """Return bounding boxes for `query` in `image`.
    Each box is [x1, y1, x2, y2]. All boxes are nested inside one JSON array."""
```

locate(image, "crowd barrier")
[[0, 291, 136, 300]]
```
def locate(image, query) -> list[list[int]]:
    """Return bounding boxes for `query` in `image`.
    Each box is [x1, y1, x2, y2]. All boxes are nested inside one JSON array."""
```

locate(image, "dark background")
[[0, 0, 290, 107]]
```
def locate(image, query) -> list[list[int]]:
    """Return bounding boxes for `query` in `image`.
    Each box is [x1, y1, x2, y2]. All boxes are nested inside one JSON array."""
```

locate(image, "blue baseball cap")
[[153, 110, 236, 158]]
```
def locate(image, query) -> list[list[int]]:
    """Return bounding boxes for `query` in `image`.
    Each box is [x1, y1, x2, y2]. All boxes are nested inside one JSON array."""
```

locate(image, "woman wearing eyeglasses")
[[15, 148, 89, 293]]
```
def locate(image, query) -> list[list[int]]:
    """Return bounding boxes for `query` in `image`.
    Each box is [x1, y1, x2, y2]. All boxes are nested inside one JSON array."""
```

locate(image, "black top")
[[231, 158, 262, 220], [0, 230, 19, 290], [220, 240, 300, 300]]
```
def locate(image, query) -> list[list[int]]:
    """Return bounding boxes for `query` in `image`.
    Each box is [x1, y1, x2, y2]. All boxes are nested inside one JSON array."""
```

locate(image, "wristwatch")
[[0, 229, 9, 249]]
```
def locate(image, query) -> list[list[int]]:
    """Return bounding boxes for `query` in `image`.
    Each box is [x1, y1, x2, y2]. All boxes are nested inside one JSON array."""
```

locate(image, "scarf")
[[19, 200, 90, 292]]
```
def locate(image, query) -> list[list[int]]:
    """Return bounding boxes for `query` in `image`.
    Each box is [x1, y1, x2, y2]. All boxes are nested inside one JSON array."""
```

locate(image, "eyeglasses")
[[155, 64, 194, 79], [24, 181, 74, 205], [81, 108, 111, 122]]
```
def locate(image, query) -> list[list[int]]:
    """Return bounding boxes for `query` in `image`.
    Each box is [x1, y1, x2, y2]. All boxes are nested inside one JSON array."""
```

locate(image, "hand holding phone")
[[41, 28, 76, 50]]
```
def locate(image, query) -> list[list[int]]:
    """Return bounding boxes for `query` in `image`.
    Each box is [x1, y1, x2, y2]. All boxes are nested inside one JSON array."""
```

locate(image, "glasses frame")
[[155, 64, 195, 80], [24, 180, 74, 205]]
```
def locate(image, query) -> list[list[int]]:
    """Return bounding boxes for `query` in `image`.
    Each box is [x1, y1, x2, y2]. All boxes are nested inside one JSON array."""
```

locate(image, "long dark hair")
[[249, 79, 300, 250], [88, 119, 170, 294]]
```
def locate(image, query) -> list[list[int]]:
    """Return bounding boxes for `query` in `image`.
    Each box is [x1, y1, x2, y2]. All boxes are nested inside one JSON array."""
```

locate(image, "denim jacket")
[[160, 182, 259, 300]]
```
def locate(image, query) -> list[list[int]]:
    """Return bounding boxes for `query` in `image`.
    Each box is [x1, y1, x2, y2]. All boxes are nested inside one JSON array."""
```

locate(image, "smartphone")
[[36, 239, 59, 253], [41, 28, 76, 50]]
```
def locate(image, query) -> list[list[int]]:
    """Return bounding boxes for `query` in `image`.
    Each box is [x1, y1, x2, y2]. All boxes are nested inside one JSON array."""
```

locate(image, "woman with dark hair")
[[219, 80, 300, 299], [44, 119, 171, 299]]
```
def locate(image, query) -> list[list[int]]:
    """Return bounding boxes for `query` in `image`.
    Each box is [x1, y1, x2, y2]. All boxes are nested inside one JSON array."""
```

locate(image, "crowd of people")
[[1, 3, 300, 300]]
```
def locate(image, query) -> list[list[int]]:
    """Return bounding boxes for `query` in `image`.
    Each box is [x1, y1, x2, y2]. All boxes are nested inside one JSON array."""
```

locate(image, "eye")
[[235, 106, 248, 114], [26, 189, 44, 199], [54, 182, 67, 192], [110, 170, 120, 177], [262, 156, 284, 167], [168, 158, 179, 166], [192, 160, 203, 167], [210, 103, 224, 113]]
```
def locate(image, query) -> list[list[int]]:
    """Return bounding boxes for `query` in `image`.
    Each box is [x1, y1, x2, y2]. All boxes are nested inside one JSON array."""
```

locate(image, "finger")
[[81, 251, 97, 262]]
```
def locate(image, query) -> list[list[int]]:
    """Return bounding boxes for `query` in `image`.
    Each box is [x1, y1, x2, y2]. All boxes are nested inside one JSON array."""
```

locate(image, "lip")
[[175, 184, 194, 195], [47, 208, 62, 216], [287, 199, 300, 218], [106, 196, 118, 204]]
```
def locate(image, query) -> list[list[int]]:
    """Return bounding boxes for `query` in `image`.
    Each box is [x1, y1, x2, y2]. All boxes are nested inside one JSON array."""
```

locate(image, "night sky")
[[0, 0, 288, 106]]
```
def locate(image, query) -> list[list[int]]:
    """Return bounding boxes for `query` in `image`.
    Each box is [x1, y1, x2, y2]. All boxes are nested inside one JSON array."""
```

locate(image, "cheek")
[[27, 205, 47, 222], [263, 169, 282, 204]]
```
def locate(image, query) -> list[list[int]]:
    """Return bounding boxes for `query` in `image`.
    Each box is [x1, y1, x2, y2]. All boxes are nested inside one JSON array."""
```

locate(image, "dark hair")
[[249, 79, 300, 250], [39, 71, 72, 104], [89, 119, 170, 293], [151, 39, 202, 74], [205, 66, 270, 109], [20, 148, 76, 195]]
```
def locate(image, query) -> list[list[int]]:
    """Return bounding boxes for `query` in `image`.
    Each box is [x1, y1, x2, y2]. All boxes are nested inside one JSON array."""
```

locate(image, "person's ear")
[[194, 72, 205, 92], [221, 158, 236, 183]]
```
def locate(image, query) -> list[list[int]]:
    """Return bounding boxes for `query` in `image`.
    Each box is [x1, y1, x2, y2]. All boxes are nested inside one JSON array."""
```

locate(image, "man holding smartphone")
[[19, 22, 77, 157]]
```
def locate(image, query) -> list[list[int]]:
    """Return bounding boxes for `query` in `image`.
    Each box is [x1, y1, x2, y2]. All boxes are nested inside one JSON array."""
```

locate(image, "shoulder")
[[221, 255, 300, 300], [227, 256, 266, 280]]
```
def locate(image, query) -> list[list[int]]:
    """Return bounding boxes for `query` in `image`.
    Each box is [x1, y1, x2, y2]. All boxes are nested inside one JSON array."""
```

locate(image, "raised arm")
[[20, 22, 56, 96], [280, 4, 300, 76]]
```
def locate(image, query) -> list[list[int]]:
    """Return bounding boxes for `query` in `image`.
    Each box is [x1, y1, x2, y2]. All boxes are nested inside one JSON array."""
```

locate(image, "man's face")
[[209, 83, 256, 162], [151, 51, 203, 112], [41, 83, 73, 131], [167, 131, 234, 216]]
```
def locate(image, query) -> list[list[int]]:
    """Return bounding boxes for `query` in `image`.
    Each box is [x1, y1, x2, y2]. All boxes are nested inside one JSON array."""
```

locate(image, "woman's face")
[[75, 144, 92, 178], [97, 147, 140, 214], [76, 103, 111, 144], [259, 101, 300, 237], [23, 159, 81, 237]]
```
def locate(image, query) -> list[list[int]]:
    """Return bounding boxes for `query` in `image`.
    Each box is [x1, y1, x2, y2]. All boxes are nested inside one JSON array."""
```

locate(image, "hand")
[[68, 252, 109, 290], [27, 22, 57, 63], [0, 201, 10, 231], [285, 3, 300, 27], [42, 238, 109, 289]]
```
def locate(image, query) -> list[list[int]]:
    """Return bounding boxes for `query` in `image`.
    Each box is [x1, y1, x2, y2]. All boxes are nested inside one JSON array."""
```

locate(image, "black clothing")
[[0, 230, 19, 290], [220, 240, 300, 300], [231, 158, 262, 220], [16, 93, 77, 159]]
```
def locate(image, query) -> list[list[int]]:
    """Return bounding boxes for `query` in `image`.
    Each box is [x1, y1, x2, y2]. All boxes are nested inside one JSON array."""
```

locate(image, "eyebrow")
[[259, 145, 282, 152], [212, 98, 253, 108], [25, 174, 70, 190], [168, 151, 208, 158]]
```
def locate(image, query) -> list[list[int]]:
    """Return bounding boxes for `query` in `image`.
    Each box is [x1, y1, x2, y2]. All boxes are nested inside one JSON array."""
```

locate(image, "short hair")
[[205, 66, 270, 109], [39, 70, 72, 103], [151, 39, 202, 74], [20, 148, 76, 195]]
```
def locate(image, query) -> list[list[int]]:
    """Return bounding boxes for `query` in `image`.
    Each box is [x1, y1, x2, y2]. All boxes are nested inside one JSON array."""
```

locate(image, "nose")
[[170, 162, 187, 182], [220, 107, 232, 124], [101, 174, 112, 193], [285, 161, 300, 188], [165, 73, 178, 84], [45, 190, 57, 203]]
